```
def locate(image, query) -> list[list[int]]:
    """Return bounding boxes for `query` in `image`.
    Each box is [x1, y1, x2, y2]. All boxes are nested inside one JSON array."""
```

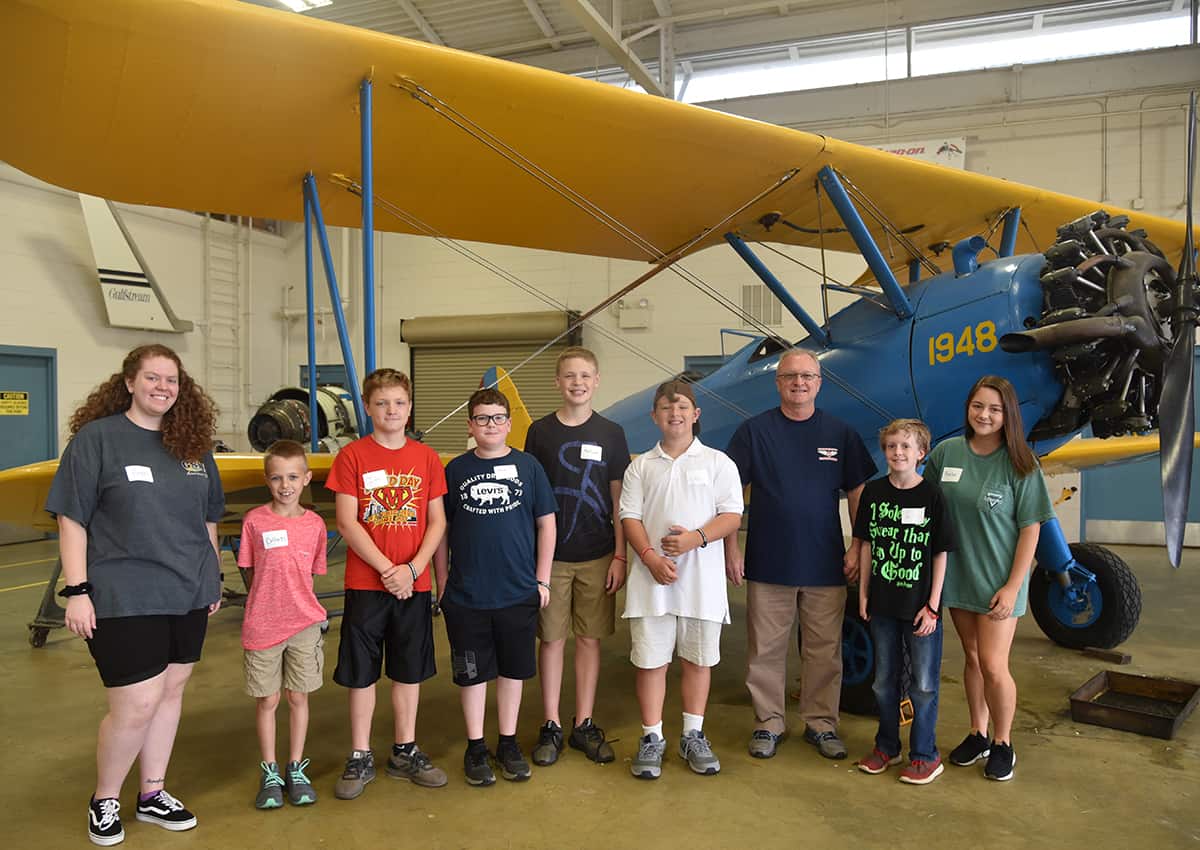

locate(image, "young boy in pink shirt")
[[238, 439, 330, 809]]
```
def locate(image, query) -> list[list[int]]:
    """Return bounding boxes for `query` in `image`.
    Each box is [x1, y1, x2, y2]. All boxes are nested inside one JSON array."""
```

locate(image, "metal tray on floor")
[[1070, 670, 1200, 739]]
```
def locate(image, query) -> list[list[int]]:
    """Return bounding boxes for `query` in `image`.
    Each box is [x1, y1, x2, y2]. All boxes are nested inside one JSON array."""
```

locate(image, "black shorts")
[[440, 593, 539, 686], [333, 589, 436, 688], [86, 608, 209, 688]]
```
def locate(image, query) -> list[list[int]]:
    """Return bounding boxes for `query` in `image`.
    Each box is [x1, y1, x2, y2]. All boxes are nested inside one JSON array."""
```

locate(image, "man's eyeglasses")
[[469, 413, 510, 426], [777, 371, 821, 383]]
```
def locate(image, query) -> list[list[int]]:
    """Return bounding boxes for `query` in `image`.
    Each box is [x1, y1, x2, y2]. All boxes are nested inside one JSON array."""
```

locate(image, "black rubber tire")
[[840, 598, 878, 716], [1029, 542, 1141, 649]]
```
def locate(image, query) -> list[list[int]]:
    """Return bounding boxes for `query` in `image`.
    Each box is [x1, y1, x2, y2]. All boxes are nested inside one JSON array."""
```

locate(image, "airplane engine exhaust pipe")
[[999, 315, 1157, 353], [952, 235, 988, 276]]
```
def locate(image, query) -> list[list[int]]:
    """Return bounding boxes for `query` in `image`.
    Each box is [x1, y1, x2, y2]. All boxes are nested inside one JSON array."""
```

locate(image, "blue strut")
[[817, 166, 913, 319], [360, 77, 377, 375], [302, 176, 319, 452], [724, 233, 829, 348], [303, 175, 368, 435]]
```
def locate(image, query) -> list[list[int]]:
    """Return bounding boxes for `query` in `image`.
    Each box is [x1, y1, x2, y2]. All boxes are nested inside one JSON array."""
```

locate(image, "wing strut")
[[724, 233, 830, 348], [816, 167, 914, 319]]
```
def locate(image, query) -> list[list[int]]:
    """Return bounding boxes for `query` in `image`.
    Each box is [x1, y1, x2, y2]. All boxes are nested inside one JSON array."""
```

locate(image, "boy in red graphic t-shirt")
[[325, 369, 449, 799], [238, 439, 329, 810]]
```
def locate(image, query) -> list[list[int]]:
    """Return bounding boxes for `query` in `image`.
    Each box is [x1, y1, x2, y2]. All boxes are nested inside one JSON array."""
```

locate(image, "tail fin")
[[78, 194, 193, 333], [482, 366, 534, 449]]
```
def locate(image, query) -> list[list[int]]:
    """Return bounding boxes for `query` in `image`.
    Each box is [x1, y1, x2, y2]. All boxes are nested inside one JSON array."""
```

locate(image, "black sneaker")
[[532, 721, 564, 766], [569, 717, 615, 763], [464, 745, 496, 787], [88, 797, 123, 846], [984, 742, 1016, 781], [134, 790, 197, 831], [496, 740, 532, 781], [949, 731, 992, 767]]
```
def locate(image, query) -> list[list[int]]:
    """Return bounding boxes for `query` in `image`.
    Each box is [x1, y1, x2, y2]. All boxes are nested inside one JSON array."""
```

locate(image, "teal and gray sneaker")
[[255, 762, 285, 810], [285, 758, 317, 805], [631, 733, 665, 780], [679, 729, 721, 775]]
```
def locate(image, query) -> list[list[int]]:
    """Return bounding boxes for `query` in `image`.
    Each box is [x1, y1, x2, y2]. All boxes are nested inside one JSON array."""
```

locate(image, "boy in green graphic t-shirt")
[[852, 419, 955, 785]]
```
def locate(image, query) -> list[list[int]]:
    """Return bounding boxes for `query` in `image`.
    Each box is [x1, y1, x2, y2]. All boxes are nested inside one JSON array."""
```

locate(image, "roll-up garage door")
[[403, 311, 580, 455]]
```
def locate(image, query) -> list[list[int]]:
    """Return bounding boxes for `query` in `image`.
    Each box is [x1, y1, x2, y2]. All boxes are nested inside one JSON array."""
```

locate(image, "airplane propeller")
[[1159, 90, 1199, 568]]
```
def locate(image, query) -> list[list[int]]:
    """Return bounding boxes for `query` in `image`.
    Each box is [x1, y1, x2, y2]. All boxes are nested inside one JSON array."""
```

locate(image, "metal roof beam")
[[392, 0, 443, 46], [521, 0, 561, 50], [560, 0, 667, 97], [652, 0, 673, 16]]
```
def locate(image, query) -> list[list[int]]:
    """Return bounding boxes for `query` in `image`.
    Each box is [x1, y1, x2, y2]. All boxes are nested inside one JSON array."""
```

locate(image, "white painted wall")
[[0, 166, 292, 450]]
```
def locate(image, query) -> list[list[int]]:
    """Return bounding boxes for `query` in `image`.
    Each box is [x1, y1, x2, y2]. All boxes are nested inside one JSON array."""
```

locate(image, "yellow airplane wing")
[[1039, 434, 1200, 476], [1, 0, 1194, 270]]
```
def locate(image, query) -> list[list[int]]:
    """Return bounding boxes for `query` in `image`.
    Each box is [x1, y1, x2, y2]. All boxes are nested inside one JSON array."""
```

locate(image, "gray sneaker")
[[333, 750, 375, 800], [284, 758, 317, 805], [386, 746, 448, 788], [803, 726, 848, 760], [679, 729, 721, 775], [748, 730, 783, 759], [631, 733, 666, 780], [255, 761, 285, 810]]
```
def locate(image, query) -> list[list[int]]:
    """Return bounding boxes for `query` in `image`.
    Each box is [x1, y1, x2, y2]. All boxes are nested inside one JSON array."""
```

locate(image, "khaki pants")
[[745, 581, 845, 736]]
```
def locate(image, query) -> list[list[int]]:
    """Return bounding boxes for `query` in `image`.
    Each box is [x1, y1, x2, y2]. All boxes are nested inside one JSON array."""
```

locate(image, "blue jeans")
[[870, 615, 943, 762]]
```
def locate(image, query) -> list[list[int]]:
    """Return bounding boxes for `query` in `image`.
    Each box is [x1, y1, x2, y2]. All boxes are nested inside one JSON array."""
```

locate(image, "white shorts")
[[629, 615, 722, 669]]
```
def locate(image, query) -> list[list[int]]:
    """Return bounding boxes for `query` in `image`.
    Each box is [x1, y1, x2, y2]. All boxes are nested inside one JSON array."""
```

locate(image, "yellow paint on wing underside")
[[0, 0, 1193, 269], [1038, 434, 1200, 475]]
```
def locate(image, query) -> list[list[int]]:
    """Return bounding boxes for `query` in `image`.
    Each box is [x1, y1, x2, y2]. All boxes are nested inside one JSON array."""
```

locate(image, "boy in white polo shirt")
[[619, 380, 743, 779]]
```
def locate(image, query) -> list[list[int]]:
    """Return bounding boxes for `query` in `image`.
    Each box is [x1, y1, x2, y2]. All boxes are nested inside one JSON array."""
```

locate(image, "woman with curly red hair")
[[46, 344, 225, 846]]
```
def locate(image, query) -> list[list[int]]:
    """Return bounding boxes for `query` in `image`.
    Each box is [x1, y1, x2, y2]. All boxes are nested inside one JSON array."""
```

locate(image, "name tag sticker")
[[262, 530, 289, 549], [362, 469, 389, 491], [580, 443, 603, 461], [941, 467, 963, 483], [494, 464, 519, 480], [686, 469, 710, 486], [125, 465, 153, 483], [901, 507, 926, 525]]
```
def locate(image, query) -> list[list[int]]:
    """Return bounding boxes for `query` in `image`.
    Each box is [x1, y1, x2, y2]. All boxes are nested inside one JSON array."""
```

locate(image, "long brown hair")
[[963, 375, 1037, 477], [68, 344, 218, 461]]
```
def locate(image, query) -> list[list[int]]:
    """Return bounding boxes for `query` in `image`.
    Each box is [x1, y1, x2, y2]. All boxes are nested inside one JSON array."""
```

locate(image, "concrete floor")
[[2, 538, 1198, 850]]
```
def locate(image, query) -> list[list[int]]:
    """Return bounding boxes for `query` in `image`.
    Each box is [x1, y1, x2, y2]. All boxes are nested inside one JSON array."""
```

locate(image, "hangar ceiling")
[[240, 0, 1056, 96]]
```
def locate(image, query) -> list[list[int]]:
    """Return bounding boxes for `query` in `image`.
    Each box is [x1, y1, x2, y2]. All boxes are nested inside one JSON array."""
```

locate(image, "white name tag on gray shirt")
[[125, 465, 153, 483], [941, 467, 963, 483]]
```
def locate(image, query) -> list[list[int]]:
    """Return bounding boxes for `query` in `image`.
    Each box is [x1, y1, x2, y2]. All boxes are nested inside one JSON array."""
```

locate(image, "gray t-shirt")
[[45, 413, 225, 618]]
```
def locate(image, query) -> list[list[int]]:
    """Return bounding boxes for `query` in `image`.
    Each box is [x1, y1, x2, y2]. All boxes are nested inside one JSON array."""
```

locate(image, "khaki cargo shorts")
[[244, 622, 325, 697], [537, 554, 616, 642]]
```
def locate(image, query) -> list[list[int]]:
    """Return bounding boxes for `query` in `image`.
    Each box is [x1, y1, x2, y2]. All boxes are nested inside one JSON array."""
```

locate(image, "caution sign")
[[0, 391, 29, 415]]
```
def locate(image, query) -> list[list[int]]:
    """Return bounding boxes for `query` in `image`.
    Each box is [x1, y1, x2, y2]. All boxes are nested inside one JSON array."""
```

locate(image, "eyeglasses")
[[777, 371, 821, 383], [469, 413, 510, 426]]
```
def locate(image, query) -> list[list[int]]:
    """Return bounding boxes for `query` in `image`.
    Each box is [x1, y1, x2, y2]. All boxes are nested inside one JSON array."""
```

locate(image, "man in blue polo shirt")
[[724, 349, 876, 760]]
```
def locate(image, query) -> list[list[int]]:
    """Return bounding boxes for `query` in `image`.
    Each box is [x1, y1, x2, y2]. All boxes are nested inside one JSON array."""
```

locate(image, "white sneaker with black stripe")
[[88, 797, 124, 846], [134, 790, 197, 831]]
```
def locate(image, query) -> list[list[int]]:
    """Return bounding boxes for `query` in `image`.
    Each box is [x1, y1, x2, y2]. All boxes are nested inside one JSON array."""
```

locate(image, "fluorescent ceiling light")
[[278, 0, 332, 12]]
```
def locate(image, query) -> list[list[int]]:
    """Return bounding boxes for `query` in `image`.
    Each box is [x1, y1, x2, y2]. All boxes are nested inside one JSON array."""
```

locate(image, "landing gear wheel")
[[1029, 542, 1141, 649], [840, 593, 876, 716]]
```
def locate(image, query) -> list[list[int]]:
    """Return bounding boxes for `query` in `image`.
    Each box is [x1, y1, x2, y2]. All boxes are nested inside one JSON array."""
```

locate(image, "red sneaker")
[[899, 757, 944, 785], [857, 748, 902, 775]]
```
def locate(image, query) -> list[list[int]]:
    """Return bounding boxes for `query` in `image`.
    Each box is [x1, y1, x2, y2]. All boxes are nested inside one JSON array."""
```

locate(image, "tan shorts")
[[244, 622, 325, 697], [538, 554, 616, 642], [629, 615, 722, 669]]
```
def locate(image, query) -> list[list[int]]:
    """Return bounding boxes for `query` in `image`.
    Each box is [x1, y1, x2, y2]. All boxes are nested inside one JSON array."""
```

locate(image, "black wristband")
[[407, 562, 419, 582], [697, 528, 709, 548], [58, 582, 93, 598]]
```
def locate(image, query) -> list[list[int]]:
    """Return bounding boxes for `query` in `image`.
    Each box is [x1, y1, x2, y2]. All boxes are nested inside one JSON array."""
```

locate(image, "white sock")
[[642, 722, 663, 740], [682, 712, 704, 734]]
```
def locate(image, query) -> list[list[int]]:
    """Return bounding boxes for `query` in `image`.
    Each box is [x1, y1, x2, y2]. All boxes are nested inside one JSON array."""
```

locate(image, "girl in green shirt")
[[924, 375, 1054, 783]]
